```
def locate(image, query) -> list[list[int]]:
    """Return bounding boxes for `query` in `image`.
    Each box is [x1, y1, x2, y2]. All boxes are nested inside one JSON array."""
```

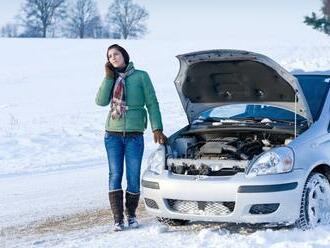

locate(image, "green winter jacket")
[[95, 62, 163, 132]]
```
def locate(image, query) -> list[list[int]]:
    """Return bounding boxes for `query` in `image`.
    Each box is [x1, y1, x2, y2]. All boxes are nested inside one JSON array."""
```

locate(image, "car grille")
[[166, 199, 235, 216]]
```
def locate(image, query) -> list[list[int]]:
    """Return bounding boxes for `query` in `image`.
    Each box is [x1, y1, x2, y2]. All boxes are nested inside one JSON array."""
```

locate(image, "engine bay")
[[166, 130, 294, 176]]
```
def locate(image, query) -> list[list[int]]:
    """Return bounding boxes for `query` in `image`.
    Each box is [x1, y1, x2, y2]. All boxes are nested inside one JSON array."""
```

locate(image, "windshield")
[[197, 104, 306, 123], [295, 74, 330, 121]]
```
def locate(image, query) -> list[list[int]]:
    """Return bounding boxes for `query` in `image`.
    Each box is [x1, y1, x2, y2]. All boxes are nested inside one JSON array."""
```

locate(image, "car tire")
[[156, 217, 190, 226], [296, 172, 330, 230]]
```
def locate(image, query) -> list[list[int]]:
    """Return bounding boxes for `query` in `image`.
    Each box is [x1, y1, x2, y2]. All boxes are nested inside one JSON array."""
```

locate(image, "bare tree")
[[66, 0, 102, 38], [0, 23, 18, 37], [19, 0, 66, 38], [106, 0, 149, 39], [85, 16, 105, 38]]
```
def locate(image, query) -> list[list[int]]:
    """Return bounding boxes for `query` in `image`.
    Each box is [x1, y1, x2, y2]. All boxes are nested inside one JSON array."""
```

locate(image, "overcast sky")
[[0, 0, 324, 40]]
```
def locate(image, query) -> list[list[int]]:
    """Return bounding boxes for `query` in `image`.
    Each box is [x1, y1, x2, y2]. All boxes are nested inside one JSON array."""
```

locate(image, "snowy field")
[[1, 35, 330, 247]]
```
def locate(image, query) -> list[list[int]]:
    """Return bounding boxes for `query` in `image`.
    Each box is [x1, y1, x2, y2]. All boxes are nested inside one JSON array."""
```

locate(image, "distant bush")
[[0, 23, 18, 37]]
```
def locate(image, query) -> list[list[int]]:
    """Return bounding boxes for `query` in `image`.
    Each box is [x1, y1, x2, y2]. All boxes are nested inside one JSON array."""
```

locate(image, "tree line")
[[0, 0, 149, 39]]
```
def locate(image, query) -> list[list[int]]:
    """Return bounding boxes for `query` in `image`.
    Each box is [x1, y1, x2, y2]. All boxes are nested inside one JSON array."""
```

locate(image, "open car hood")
[[174, 49, 312, 124]]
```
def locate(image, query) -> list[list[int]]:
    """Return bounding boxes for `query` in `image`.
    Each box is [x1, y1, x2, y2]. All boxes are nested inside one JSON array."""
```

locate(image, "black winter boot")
[[125, 191, 140, 228], [108, 190, 124, 231]]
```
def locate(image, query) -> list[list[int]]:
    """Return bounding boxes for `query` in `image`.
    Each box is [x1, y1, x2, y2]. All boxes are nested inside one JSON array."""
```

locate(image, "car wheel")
[[156, 217, 190, 226], [296, 172, 330, 230]]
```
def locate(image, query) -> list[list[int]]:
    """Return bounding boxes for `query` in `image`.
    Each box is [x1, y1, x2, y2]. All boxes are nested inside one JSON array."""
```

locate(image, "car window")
[[198, 104, 306, 122], [295, 74, 330, 121]]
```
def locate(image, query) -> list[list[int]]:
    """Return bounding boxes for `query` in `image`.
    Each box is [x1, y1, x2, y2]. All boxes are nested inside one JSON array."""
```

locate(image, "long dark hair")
[[106, 44, 130, 66]]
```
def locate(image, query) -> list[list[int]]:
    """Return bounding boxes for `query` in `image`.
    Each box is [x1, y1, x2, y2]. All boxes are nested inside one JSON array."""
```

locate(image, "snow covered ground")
[[1, 35, 330, 247]]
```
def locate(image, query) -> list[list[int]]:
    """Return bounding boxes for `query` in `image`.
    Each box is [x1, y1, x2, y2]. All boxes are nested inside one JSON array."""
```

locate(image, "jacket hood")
[[174, 49, 312, 124]]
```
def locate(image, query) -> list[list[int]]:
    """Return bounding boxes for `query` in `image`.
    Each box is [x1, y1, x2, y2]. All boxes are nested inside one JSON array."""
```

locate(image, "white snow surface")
[[1, 35, 330, 247]]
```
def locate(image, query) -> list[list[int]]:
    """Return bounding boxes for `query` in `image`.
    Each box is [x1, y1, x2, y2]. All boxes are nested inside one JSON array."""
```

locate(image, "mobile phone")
[[107, 62, 114, 70]]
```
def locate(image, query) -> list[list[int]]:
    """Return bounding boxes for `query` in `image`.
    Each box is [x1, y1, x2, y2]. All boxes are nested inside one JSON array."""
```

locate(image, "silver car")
[[142, 49, 330, 229]]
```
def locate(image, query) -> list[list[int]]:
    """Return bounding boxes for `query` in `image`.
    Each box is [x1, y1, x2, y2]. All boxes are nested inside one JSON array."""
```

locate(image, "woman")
[[96, 44, 167, 231]]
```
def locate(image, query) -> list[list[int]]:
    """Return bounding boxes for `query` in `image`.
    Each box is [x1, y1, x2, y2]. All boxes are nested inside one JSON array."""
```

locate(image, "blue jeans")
[[104, 132, 144, 193]]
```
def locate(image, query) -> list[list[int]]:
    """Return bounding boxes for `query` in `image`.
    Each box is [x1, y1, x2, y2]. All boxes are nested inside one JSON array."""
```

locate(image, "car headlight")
[[246, 147, 294, 177], [147, 145, 165, 175]]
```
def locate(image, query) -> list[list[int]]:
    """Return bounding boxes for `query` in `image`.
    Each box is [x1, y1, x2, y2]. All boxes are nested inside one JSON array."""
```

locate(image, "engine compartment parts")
[[167, 158, 247, 176], [166, 130, 293, 176], [170, 132, 292, 159], [197, 137, 264, 160]]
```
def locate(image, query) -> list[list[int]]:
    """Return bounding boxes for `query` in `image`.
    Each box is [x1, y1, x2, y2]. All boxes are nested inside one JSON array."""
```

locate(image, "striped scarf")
[[110, 64, 135, 119]]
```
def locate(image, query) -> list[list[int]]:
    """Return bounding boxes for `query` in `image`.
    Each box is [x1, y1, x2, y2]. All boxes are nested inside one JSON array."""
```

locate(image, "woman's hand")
[[153, 130, 167, 144], [105, 62, 114, 79]]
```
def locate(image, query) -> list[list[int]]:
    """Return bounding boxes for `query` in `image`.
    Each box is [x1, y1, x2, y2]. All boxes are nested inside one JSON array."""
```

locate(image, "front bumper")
[[142, 169, 305, 224]]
